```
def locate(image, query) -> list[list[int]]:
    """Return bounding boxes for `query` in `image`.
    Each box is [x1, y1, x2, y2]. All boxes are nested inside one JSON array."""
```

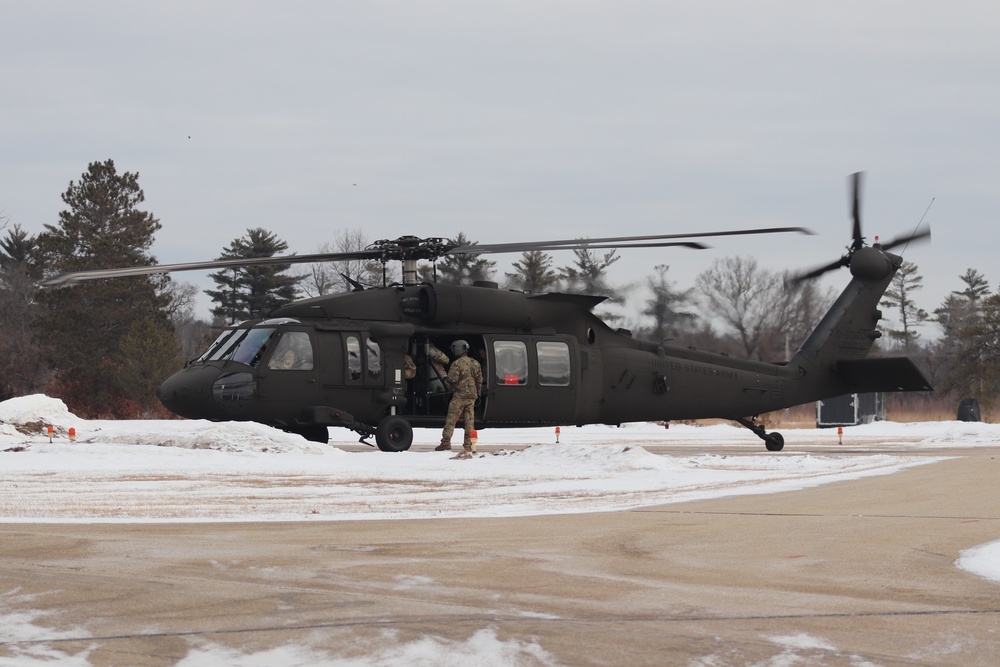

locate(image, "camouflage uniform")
[[439, 353, 483, 450], [427, 343, 451, 393]]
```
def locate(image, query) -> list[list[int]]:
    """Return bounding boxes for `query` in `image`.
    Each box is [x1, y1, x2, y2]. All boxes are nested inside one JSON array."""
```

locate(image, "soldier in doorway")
[[427, 341, 451, 393]]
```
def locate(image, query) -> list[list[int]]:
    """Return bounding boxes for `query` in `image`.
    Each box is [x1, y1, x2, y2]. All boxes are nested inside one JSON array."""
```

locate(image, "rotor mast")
[[369, 235, 453, 286]]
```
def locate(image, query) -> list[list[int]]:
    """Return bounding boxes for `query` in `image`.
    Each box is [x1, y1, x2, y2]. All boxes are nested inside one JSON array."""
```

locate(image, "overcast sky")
[[3, 1, 999, 331]]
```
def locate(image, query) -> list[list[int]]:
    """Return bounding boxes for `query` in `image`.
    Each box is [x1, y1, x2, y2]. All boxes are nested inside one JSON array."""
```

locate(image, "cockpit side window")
[[346, 335, 362, 381], [366, 337, 382, 382], [267, 331, 314, 370], [230, 327, 276, 367]]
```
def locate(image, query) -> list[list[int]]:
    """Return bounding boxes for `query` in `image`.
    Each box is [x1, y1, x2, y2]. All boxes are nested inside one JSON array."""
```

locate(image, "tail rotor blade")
[[792, 172, 931, 284], [850, 171, 864, 251], [880, 226, 931, 253], [788, 255, 850, 284]]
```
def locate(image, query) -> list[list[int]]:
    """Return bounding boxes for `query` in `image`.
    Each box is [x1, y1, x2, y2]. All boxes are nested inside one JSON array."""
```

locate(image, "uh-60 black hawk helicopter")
[[43, 172, 931, 452]]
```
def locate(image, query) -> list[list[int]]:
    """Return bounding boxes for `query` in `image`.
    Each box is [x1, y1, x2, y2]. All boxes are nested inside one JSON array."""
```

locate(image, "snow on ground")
[[0, 591, 558, 667], [0, 394, 955, 524], [957, 539, 1000, 583], [2, 393, 999, 585], [3, 394, 1000, 666]]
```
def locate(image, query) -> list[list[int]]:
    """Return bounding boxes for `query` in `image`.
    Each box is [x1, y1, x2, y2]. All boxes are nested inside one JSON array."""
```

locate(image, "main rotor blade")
[[40, 249, 383, 287], [41, 225, 814, 288], [450, 240, 709, 255], [454, 226, 812, 256]]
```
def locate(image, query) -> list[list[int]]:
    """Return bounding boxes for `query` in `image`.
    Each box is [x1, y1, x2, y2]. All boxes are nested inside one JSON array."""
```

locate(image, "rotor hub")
[[849, 246, 894, 282]]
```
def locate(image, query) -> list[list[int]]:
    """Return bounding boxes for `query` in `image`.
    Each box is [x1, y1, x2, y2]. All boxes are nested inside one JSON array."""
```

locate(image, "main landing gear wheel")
[[375, 415, 413, 452], [764, 432, 784, 452]]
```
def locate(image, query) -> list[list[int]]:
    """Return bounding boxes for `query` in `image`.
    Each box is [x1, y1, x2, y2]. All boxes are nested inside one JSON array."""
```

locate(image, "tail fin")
[[835, 357, 932, 392], [788, 247, 932, 399]]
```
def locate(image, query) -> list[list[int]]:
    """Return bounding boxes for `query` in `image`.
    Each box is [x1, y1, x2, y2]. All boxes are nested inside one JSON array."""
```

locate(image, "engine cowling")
[[399, 283, 532, 328]]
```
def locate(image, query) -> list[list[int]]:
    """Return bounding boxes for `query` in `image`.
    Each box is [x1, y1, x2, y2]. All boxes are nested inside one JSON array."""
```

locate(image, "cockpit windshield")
[[230, 328, 276, 366], [196, 328, 239, 363], [195, 327, 276, 367], [195, 319, 301, 365]]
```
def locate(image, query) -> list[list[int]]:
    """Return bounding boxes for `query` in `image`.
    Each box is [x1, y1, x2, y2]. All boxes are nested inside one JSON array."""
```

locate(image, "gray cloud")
[[3, 1, 998, 328]]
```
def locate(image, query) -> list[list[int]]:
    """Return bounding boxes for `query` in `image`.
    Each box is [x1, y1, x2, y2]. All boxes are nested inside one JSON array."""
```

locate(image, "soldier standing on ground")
[[436, 340, 483, 452]]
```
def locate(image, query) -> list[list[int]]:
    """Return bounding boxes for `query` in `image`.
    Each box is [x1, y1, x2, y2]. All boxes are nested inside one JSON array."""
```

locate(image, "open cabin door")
[[483, 334, 578, 425]]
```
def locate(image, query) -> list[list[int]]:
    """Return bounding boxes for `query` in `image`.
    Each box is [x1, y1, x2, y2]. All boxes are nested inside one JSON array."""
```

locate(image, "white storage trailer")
[[816, 392, 885, 427]]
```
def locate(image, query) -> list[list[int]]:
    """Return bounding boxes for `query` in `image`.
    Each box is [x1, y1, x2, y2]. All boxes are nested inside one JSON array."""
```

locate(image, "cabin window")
[[493, 340, 528, 386], [346, 336, 362, 381], [230, 327, 276, 367], [267, 332, 314, 370], [366, 337, 382, 382], [537, 341, 571, 386]]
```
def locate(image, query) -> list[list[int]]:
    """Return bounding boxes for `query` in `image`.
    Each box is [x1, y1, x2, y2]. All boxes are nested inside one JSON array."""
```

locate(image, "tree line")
[[0, 159, 985, 418]]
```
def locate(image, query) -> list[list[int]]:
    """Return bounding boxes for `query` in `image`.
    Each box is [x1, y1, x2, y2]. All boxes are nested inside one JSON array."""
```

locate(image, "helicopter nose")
[[157, 365, 232, 420]]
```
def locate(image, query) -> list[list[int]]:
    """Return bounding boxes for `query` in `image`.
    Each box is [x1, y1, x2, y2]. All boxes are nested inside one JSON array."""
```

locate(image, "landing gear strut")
[[734, 417, 784, 452]]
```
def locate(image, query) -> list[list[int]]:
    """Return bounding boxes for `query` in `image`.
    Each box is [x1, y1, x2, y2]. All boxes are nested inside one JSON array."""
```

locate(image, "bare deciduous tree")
[[696, 256, 829, 361], [298, 228, 395, 296]]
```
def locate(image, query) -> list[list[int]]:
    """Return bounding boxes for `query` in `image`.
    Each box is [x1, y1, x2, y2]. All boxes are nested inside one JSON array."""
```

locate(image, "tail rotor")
[[790, 172, 929, 284]]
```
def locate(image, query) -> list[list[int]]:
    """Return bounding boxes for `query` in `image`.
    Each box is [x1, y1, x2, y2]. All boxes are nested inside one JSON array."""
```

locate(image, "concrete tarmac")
[[2, 446, 999, 665]]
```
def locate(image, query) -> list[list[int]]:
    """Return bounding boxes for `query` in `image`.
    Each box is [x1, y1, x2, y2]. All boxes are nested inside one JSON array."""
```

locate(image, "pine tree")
[[206, 228, 302, 323], [938, 269, 992, 403], [32, 160, 173, 416], [0, 223, 36, 269], [558, 247, 621, 297], [953, 268, 990, 303], [641, 264, 696, 341], [944, 292, 1000, 411], [556, 246, 625, 322], [879, 261, 928, 352], [115, 317, 182, 415], [504, 250, 558, 293], [556, 246, 625, 323], [0, 224, 49, 400], [426, 232, 496, 285], [935, 294, 976, 348]]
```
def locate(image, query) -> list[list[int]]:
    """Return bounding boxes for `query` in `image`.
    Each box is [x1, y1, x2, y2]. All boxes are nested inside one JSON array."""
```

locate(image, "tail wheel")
[[376, 415, 413, 452]]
